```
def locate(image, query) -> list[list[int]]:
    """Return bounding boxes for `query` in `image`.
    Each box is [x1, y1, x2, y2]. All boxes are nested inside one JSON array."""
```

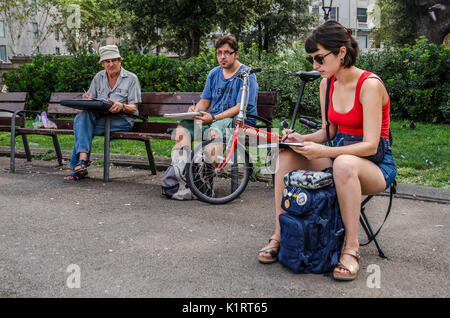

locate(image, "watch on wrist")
[[212, 115, 217, 123], [122, 104, 126, 112]]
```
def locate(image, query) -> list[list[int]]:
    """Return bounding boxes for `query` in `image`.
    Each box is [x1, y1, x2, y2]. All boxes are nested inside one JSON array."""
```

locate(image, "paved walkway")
[[0, 156, 449, 298]]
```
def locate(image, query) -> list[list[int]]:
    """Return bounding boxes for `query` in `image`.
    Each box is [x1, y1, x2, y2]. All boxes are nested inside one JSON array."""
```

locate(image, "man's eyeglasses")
[[306, 51, 333, 65], [216, 50, 236, 57]]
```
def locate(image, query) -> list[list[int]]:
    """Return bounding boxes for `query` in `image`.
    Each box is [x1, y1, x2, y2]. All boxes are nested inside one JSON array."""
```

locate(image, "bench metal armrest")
[[10, 110, 42, 136]]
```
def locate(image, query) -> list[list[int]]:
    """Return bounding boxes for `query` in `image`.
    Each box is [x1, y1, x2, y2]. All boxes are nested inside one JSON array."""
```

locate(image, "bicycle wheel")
[[185, 138, 252, 204]]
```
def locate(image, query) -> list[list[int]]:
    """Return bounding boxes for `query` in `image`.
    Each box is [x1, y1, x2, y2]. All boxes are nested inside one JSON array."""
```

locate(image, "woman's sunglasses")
[[306, 51, 334, 65]]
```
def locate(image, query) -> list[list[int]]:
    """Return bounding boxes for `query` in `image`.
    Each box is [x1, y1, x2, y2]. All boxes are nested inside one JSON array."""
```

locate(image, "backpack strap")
[[324, 77, 333, 146]]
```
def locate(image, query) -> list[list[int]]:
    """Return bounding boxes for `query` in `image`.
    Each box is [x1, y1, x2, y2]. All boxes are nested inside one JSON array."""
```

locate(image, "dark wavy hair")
[[305, 20, 359, 68], [215, 35, 239, 52]]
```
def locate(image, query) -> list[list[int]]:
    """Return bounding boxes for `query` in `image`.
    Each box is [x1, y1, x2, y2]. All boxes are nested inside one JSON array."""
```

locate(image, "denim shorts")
[[332, 133, 397, 189]]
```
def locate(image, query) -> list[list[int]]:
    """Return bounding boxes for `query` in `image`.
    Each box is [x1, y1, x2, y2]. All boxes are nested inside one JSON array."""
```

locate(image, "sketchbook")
[[257, 142, 304, 149]]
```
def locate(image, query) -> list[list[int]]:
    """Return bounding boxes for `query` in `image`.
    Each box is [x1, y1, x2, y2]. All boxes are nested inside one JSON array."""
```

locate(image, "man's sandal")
[[64, 170, 89, 181], [73, 159, 90, 173], [258, 234, 281, 264], [333, 248, 361, 281]]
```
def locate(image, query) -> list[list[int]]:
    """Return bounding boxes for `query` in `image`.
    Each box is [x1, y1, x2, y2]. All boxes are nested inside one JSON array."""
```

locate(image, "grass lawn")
[[1, 118, 448, 188]]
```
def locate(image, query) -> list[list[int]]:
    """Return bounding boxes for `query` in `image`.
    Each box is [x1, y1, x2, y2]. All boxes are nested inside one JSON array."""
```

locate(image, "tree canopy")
[[117, 0, 316, 57], [371, 0, 450, 46]]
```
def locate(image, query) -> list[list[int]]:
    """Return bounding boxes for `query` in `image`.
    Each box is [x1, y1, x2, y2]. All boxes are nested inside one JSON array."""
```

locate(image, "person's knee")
[[174, 125, 191, 145], [332, 155, 358, 181]]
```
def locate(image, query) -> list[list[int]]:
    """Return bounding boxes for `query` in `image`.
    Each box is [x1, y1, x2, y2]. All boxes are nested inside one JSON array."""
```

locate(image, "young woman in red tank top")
[[258, 20, 397, 281]]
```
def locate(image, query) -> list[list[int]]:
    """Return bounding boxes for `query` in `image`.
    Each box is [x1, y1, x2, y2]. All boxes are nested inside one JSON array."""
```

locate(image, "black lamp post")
[[322, 0, 333, 21]]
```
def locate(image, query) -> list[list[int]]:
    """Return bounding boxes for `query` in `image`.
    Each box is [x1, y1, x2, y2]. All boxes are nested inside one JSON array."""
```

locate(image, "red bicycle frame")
[[216, 119, 281, 173]]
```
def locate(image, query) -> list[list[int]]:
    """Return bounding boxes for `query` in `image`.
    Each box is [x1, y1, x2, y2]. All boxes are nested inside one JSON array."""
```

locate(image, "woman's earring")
[[341, 58, 344, 65]]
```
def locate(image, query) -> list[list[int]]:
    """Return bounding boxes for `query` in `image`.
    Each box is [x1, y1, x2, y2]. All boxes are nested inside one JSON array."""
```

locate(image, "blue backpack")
[[278, 179, 345, 274]]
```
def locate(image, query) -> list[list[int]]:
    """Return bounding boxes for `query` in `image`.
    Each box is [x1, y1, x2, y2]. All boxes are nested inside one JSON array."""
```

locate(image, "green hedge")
[[357, 37, 450, 123], [4, 37, 449, 122]]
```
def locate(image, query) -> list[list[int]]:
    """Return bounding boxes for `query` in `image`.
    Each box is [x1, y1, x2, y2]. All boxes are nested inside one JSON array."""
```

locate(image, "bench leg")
[[103, 116, 111, 182], [144, 140, 157, 175], [51, 135, 63, 166], [22, 135, 32, 162], [10, 127, 16, 173]]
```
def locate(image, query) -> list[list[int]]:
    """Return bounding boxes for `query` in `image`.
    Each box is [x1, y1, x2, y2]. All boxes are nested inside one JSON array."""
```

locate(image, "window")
[[32, 0, 37, 15], [0, 45, 7, 62], [312, 7, 320, 14], [357, 35, 367, 49], [357, 8, 367, 23], [330, 7, 339, 21], [0, 20, 4, 37], [55, 47, 60, 55], [33, 23, 39, 39], [55, 26, 59, 40]]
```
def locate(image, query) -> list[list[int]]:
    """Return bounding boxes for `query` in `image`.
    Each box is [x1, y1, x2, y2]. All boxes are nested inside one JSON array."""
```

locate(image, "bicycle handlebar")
[[249, 67, 262, 74], [237, 67, 262, 78], [299, 117, 320, 129]]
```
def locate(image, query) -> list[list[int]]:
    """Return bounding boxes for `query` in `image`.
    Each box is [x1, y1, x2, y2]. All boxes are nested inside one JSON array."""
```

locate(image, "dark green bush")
[[357, 37, 450, 123], [4, 37, 449, 122]]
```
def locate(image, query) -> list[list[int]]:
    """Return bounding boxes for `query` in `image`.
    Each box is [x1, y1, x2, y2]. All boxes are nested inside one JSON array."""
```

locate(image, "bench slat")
[[0, 117, 25, 126], [0, 92, 28, 102], [48, 103, 81, 115], [0, 103, 28, 112], [111, 131, 171, 140], [49, 92, 83, 103], [15, 128, 74, 135]]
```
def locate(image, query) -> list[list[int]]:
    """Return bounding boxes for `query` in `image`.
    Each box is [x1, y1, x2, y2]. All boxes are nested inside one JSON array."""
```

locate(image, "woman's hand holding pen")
[[281, 130, 325, 158], [281, 129, 303, 143]]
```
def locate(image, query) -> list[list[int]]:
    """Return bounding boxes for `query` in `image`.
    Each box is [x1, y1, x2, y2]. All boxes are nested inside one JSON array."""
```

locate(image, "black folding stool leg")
[[359, 180, 397, 259], [360, 202, 387, 259]]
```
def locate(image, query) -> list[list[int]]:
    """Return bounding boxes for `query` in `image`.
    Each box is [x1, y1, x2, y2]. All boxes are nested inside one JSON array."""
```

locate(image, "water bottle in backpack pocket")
[[278, 170, 345, 274]]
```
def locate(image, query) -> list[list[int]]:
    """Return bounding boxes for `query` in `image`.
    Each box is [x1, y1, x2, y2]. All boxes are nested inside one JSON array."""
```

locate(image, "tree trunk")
[[405, 0, 450, 44], [190, 31, 201, 57]]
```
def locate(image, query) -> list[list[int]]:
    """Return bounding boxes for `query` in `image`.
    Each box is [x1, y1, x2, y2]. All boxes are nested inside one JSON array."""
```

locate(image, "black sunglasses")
[[306, 51, 334, 65]]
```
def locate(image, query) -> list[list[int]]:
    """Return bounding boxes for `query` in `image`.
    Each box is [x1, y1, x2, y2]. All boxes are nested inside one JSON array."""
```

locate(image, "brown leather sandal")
[[258, 234, 281, 264], [333, 248, 361, 281]]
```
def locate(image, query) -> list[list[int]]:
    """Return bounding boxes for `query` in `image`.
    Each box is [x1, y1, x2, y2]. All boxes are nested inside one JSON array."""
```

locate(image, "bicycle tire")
[[185, 138, 252, 204]]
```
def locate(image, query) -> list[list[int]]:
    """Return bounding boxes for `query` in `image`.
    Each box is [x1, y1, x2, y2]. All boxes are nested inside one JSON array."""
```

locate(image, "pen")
[[281, 129, 296, 143]]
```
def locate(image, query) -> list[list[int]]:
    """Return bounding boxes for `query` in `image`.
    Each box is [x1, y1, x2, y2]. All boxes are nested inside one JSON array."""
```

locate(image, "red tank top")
[[328, 71, 390, 139]]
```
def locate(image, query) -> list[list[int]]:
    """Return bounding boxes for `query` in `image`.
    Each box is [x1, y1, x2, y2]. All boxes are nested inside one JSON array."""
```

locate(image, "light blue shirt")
[[201, 64, 258, 126]]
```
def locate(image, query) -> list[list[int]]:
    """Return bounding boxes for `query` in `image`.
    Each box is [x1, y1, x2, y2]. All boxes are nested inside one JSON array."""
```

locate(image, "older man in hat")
[[64, 45, 141, 181]]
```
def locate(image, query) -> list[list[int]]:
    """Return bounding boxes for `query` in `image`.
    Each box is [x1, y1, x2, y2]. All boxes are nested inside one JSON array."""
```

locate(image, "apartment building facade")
[[310, 0, 379, 49], [0, 0, 69, 63]]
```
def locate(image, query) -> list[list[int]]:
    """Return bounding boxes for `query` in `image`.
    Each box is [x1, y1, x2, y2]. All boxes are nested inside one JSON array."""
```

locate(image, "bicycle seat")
[[295, 71, 321, 82]]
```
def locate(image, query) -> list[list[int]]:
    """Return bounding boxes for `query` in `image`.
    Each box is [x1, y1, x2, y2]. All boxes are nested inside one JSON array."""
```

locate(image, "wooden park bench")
[[9, 91, 277, 182], [0, 92, 33, 164]]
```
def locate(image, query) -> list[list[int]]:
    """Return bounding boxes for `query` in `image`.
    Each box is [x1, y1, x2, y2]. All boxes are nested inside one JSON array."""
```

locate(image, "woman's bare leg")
[[332, 155, 386, 275]]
